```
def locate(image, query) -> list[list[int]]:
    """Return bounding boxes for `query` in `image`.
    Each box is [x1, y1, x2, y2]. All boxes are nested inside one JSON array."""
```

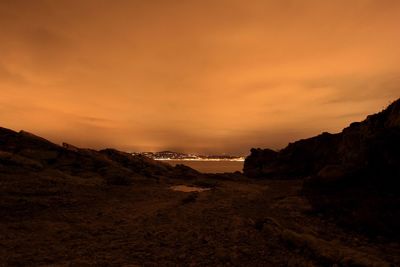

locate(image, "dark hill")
[[244, 98, 400, 238], [0, 127, 197, 186], [244, 98, 400, 180]]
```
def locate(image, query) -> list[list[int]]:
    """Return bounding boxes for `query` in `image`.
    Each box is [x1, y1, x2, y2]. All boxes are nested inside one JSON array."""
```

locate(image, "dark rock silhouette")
[[244, 99, 400, 180], [244, 98, 400, 238], [244, 132, 342, 179], [304, 99, 400, 238], [0, 127, 198, 185]]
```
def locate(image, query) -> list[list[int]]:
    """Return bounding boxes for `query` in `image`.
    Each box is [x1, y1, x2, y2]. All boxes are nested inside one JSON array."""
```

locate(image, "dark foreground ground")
[[1, 173, 398, 267]]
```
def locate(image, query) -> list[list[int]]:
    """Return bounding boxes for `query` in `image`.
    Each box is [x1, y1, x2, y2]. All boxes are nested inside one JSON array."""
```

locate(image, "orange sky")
[[0, 0, 399, 154]]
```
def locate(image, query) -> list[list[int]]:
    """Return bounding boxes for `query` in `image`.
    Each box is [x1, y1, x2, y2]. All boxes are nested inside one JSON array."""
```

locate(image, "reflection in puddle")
[[170, 185, 211, 192]]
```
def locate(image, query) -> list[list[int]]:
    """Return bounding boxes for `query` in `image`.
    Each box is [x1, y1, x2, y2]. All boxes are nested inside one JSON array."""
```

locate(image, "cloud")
[[0, 0, 399, 154]]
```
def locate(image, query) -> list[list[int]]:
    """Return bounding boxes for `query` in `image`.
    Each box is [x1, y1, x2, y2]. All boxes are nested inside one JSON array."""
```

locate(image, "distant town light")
[[131, 151, 245, 161]]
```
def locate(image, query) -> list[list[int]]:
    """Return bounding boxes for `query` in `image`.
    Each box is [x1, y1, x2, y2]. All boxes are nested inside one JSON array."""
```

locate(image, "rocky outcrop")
[[244, 133, 341, 178], [244, 98, 400, 180], [244, 98, 400, 238], [0, 127, 200, 185], [304, 99, 400, 238]]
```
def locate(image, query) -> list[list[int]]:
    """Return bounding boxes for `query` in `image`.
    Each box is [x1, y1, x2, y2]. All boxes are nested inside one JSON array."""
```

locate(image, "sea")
[[161, 160, 244, 173]]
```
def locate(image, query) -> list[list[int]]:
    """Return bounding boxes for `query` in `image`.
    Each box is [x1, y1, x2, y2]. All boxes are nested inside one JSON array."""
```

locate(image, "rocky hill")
[[0, 127, 200, 186], [244, 98, 400, 238], [244, 98, 400, 180]]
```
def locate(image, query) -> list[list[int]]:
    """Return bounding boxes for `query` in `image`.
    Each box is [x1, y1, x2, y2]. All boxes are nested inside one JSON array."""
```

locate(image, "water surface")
[[165, 160, 244, 173], [170, 185, 211, 192]]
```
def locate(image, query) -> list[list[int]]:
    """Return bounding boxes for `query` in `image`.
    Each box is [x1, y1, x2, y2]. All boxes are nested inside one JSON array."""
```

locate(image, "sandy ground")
[[1, 175, 399, 266]]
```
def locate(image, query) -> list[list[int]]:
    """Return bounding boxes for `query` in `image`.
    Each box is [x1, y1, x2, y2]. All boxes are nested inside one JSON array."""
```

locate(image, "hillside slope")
[[244, 98, 400, 238]]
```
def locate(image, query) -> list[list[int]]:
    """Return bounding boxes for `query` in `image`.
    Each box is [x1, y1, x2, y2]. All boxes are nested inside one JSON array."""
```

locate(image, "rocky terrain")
[[0, 99, 399, 266]]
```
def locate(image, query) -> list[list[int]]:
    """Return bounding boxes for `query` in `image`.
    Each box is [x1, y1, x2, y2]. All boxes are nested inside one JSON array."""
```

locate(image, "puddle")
[[170, 185, 211, 193]]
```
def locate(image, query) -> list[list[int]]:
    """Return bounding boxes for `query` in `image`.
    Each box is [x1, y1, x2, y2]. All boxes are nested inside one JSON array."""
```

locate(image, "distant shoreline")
[[154, 158, 245, 162], [160, 159, 244, 173]]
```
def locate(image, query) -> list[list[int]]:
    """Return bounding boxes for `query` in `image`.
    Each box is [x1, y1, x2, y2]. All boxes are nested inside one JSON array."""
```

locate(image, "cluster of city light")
[[131, 151, 245, 162]]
